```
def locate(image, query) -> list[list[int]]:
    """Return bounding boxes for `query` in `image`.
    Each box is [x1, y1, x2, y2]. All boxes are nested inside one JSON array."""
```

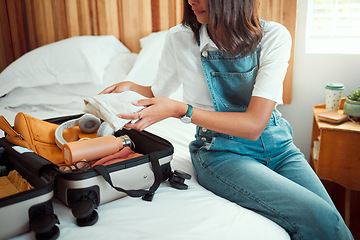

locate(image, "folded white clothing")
[[83, 91, 147, 131]]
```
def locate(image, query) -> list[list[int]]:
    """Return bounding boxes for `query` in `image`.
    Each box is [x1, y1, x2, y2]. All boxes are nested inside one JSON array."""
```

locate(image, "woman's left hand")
[[118, 97, 187, 131]]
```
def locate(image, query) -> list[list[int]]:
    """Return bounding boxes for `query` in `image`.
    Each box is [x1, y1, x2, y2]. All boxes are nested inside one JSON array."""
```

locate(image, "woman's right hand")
[[99, 81, 133, 94]]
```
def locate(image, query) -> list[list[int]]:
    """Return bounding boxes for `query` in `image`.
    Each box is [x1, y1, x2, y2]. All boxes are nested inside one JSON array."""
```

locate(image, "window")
[[306, 0, 360, 54]]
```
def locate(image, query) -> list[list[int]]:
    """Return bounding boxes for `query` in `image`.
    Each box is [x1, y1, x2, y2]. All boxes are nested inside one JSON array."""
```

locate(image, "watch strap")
[[185, 104, 193, 118], [180, 104, 193, 123]]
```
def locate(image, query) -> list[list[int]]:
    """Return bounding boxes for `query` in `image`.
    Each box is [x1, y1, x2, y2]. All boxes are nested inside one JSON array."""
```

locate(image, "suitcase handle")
[[93, 152, 162, 202]]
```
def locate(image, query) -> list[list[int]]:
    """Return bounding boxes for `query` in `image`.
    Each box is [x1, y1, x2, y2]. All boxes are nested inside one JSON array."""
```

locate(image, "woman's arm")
[[99, 81, 154, 98], [191, 96, 276, 141], [121, 96, 275, 141]]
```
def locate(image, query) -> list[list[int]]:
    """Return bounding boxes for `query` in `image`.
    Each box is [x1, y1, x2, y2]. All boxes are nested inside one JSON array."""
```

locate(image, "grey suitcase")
[[1, 114, 190, 229]]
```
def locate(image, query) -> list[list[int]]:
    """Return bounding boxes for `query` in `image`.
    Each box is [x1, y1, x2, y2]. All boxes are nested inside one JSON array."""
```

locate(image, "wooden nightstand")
[[310, 99, 360, 227]]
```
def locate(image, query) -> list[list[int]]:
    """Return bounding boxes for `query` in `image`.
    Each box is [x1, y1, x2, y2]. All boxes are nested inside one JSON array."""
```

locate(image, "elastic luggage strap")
[[93, 153, 162, 201]]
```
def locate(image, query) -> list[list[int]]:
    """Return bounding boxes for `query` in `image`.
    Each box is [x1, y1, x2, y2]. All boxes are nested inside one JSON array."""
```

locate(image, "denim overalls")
[[189, 23, 353, 240]]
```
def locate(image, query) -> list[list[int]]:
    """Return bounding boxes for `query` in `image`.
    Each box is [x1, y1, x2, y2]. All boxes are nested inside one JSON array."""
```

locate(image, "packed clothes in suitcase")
[[0, 113, 191, 238], [0, 145, 59, 240]]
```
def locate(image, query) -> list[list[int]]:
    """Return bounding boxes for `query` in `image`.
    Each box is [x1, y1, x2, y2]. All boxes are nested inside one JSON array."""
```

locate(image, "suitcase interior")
[[0, 140, 54, 205], [0, 140, 58, 240], [45, 114, 174, 181]]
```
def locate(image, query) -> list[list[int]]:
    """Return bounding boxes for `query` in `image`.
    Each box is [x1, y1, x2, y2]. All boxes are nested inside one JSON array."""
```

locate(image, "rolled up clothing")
[[83, 91, 147, 131], [92, 146, 143, 167]]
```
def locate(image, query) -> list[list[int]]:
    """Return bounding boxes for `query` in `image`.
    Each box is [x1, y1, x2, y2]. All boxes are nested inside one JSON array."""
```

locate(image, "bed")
[[0, 32, 290, 240]]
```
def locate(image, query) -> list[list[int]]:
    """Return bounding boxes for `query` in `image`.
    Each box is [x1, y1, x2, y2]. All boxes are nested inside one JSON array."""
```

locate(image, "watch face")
[[180, 116, 192, 123]]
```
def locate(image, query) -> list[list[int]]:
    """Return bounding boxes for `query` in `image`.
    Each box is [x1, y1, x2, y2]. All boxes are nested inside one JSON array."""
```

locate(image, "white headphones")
[[55, 114, 114, 149]]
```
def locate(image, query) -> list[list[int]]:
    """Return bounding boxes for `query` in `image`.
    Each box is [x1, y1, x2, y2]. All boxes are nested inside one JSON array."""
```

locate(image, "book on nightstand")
[[317, 111, 348, 124]]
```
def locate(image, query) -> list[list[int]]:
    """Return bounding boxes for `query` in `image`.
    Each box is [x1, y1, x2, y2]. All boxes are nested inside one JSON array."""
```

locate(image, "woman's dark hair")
[[182, 0, 263, 57]]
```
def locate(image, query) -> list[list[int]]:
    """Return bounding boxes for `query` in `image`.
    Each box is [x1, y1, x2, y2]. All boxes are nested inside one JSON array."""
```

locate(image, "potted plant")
[[343, 86, 360, 117]]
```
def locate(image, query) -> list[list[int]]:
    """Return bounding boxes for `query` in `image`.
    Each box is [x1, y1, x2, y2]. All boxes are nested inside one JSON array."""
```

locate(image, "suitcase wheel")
[[35, 226, 60, 240], [30, 213, 60, 240], [71, 199, 99, 227], [169, 170, 192, 190], [76, 210, 99, 227]]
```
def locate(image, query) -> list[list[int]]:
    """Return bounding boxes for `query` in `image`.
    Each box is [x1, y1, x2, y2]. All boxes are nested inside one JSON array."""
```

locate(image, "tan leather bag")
[[0, 112, 63, 164]]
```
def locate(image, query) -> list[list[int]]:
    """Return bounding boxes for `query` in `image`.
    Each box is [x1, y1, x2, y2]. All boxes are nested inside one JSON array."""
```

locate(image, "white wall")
[[277, 0, 360, 160]]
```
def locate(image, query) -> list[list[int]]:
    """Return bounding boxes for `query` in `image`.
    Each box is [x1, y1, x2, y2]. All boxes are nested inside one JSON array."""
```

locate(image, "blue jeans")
[[189, 110, 353, 240]]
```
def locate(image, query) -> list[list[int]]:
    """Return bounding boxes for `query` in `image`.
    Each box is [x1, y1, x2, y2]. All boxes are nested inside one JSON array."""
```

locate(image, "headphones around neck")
[[55, 114, 114, 149]]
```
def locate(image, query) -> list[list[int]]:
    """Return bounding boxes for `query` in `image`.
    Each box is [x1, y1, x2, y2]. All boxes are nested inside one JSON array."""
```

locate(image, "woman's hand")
[[99, 81, 154, 98], [119, 97, 188, 131], [99, 81, 133, 94]]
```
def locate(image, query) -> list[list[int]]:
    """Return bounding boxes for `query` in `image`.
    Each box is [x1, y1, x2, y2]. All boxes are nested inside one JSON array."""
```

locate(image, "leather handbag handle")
[[93, 152, 162, 201]]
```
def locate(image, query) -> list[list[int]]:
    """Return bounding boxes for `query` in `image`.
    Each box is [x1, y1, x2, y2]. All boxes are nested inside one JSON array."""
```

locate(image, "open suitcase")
[[0, 114, 191, 238], [0, 145, 59, 240]]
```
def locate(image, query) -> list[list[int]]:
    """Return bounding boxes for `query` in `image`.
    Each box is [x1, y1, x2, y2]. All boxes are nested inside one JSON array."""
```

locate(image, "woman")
[[100, 0, 353, 239]]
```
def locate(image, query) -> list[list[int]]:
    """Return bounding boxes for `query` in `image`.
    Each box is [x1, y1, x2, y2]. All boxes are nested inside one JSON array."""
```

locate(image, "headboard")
[[0, 0, 297, 104]]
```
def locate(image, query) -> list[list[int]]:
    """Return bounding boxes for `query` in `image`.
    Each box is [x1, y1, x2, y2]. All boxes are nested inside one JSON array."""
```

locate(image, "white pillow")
[[103, 51, 137, 84], [0, 51, 138, 109], [0, 35, 129, 97], [126, 31, 168, 86], [126, 30, 182, 101]]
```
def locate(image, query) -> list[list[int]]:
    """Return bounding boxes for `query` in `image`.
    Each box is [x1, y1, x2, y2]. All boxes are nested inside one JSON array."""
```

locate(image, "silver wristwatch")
[[180, 104, 193, 124]]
